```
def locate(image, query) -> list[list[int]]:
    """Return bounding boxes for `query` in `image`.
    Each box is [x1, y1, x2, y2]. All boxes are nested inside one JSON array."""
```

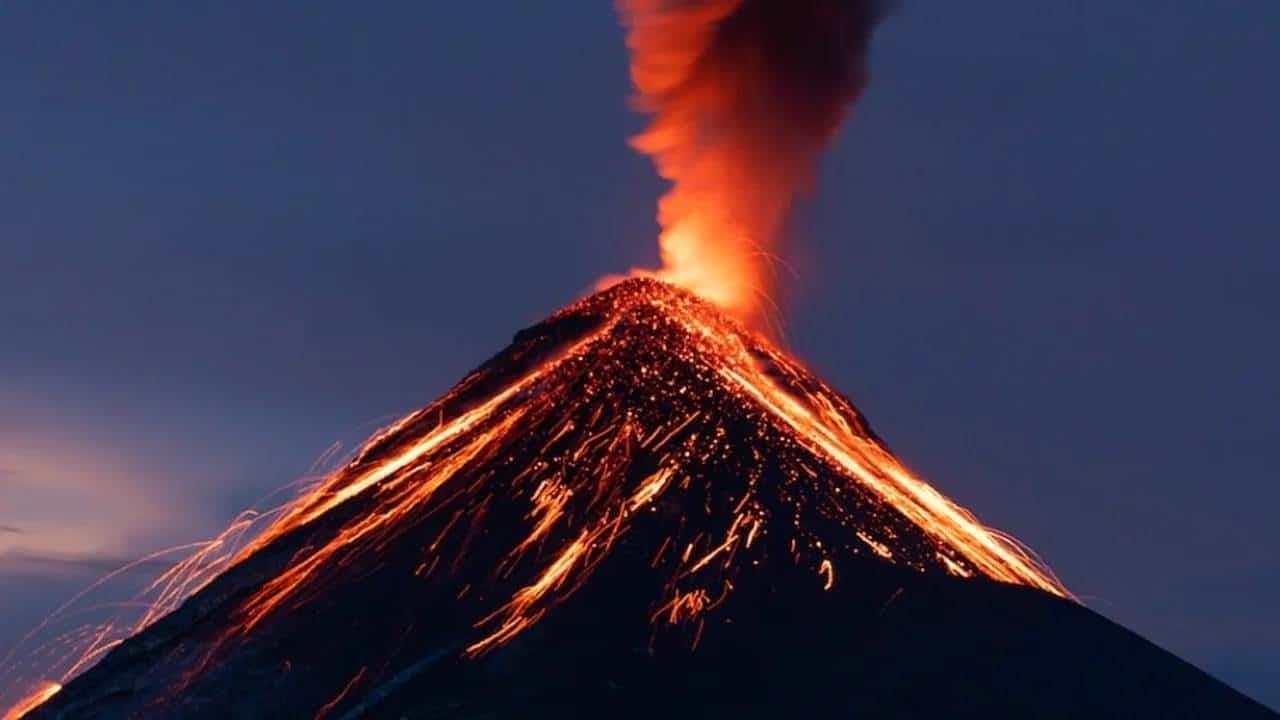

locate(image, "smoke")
[[618, 0, 889, 327]]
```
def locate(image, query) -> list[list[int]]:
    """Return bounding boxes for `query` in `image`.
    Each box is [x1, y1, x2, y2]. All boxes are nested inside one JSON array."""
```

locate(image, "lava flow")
[[1, 684, 60, 720]]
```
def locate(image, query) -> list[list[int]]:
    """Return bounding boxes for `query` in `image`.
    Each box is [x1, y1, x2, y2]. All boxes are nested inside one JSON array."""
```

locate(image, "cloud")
[[0, 525, 22, 535], [0, 549, 174, 577]]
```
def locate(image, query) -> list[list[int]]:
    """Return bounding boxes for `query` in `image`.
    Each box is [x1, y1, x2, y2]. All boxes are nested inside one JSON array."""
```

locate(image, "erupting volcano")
[[14, 280, 1273, 718], [6, 1, 1276, 718]]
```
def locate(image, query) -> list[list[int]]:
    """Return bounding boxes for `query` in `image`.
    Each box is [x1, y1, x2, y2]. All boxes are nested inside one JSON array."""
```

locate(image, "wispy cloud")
[[0, 525, 22, 535], [0, 549, 174, 577]]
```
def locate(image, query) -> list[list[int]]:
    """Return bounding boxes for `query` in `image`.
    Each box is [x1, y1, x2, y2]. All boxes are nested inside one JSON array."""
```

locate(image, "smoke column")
[[618, 0, 888, 327]]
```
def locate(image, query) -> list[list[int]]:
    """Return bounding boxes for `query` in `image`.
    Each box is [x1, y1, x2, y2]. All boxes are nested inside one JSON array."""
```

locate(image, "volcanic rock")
[[29, 280, 1275, 719]]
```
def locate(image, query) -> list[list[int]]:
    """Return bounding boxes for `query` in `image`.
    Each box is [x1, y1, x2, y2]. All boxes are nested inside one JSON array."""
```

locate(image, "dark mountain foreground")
[[27, 280, 1276, 719]]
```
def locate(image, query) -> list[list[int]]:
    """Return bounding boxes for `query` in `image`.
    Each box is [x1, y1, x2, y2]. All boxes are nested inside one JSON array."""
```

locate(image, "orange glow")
[[2, 682, 60, 720], [616, 0, 885, 327], [819, 559, 836, 590]]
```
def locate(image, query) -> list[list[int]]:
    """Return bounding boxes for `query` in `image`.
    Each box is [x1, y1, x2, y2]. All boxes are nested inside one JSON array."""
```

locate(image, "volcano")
[[22, 279, 1274, 719]]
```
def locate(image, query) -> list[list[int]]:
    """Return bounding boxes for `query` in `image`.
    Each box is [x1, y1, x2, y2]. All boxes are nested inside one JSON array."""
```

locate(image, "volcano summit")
[[20, 280, 1273, 718]]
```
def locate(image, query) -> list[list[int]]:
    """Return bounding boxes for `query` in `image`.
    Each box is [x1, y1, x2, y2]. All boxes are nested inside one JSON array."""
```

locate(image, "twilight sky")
[[1, 1, 1277, 707]]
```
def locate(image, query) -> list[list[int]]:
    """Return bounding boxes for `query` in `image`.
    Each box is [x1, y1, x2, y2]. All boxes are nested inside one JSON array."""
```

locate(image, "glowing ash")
[[618, 0, 889, 326]]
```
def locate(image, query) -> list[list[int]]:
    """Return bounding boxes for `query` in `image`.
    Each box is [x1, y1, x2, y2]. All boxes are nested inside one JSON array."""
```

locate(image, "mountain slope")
[[26, 279, 1275, 718]]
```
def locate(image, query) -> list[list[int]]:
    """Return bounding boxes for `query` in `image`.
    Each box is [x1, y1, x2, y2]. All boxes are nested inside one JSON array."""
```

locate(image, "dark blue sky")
[[1, 1, 1277, 707]]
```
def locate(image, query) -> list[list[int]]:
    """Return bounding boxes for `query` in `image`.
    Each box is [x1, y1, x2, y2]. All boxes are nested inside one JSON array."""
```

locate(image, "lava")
[[1, 683, 60, 720]]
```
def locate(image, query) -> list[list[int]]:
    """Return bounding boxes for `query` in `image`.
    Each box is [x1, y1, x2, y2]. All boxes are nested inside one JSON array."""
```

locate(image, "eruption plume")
[[619, 0, 889, 326]]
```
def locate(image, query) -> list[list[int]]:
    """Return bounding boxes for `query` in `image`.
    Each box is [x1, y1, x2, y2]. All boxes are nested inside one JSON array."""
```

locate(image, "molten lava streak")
[[618, 0, 888, 326], [2, 683, 60, 720]]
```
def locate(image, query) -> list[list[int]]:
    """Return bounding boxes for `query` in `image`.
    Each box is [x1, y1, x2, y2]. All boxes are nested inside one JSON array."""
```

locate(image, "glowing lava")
[[2, 683, 60, 720]]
